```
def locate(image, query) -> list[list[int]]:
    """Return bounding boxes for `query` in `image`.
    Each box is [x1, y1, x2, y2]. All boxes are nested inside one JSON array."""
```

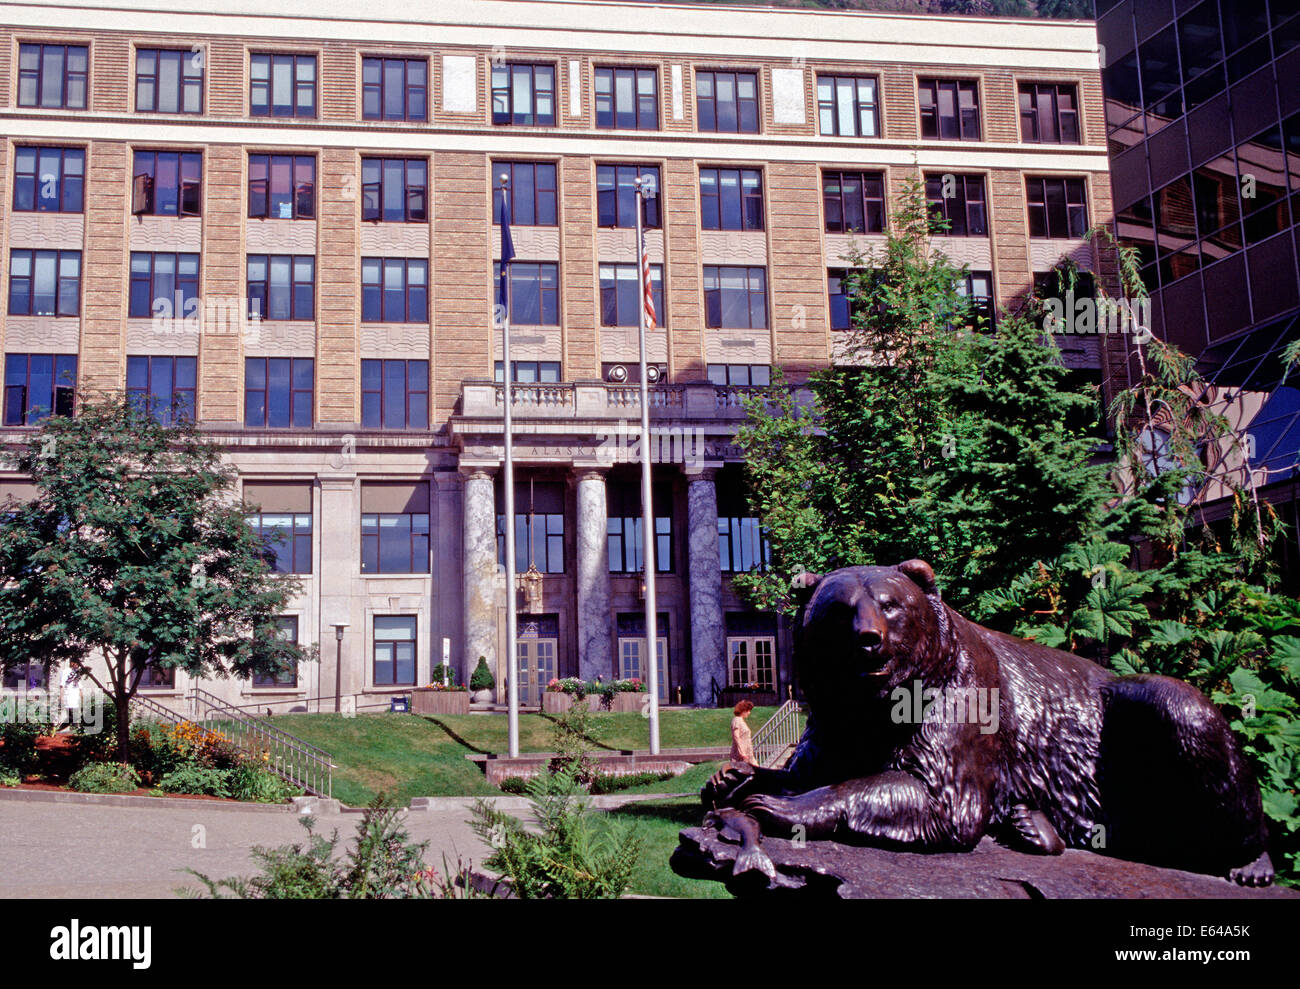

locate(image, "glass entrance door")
[[516, 637, 556, 706]]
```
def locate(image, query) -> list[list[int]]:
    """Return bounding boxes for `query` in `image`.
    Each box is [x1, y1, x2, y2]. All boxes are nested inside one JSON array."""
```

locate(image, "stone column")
[[575, 469, 612, 681], [687, 469, 726, 705], [318, 475, 359, 711], [462, 469, 498, 678]]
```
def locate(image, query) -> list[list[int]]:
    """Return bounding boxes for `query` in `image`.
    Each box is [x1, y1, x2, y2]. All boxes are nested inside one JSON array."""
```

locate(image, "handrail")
[[186, 686, 334, 798], [752, 698, 803, 769]]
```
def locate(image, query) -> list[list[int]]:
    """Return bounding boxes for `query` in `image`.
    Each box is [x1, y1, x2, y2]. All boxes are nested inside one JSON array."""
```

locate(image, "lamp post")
[[499, 173, 520, 759], [633, 173, 661, 756], [332, 622, 349, 713]]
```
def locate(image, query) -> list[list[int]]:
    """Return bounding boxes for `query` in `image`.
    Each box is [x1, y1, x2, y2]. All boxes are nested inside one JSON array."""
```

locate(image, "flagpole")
[[634, 175, 661, 756], [499, 173, 519, 760]]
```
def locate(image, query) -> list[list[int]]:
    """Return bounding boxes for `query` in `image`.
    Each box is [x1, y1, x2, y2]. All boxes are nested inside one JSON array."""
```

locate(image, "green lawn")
[[607, 797, 734, 899], [266, 708, 779, 807]]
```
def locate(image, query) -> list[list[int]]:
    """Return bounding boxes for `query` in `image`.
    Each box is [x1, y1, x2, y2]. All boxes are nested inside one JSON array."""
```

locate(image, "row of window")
[[17, 43, 1087, 145], [15, 146, 1092, 242]]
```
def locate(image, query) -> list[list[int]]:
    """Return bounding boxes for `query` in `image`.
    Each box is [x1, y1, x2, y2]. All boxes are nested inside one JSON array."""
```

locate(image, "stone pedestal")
[[575, 470, 612, 680], [687, 469, 726, 705], [462, 469, 498, 680]]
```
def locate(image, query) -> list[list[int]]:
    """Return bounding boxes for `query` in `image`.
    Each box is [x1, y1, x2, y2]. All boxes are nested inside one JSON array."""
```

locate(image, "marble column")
[[687, 469, 726, 705], [318, 475, 359, 711], [575, 469, 612, 681], [462, 469, 498, 678]]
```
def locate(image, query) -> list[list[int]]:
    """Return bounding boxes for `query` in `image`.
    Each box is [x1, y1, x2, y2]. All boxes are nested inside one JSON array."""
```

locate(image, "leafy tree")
[[0, 395, 312, 761], [734, 176, 1118, 612]]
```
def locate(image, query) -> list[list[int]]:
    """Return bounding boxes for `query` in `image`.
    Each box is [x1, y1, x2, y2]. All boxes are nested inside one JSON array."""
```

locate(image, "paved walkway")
[[0, 798, 491, 898]]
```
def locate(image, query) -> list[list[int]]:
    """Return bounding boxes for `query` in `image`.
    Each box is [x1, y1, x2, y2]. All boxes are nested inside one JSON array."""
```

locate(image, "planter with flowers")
[[718, 683, 778, 709], [543, 677, 646, 713], [412, 666, 469, 715]]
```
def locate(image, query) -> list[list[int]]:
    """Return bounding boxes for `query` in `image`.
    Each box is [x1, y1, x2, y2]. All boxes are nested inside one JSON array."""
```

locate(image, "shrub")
[[0, 766, 21, 787], [470, 657, 495, 691], [498, 776, 529, 794], [587, 770, 676, 795], [128, 720, 186, 783], [470, 765, 643, 898], [228, 763, 299, 803], [71, 693, 119, 765], [0, 720, 43, 776], [157, 762, 233, 797], [69, 761, 141, 794]]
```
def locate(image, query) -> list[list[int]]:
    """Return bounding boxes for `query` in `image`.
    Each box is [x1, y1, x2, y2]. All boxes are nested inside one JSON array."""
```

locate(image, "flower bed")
[[719, 686, 779, 708]]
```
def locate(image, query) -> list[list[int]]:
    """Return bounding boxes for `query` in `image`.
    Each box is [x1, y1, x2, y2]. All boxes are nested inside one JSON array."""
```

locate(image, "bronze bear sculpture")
[[705, 560, 1275, 886]]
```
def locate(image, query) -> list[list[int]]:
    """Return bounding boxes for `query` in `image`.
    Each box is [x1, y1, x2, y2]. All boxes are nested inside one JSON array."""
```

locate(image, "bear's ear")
[[898, 559, 939, 596], [790, 571, 823, 606]]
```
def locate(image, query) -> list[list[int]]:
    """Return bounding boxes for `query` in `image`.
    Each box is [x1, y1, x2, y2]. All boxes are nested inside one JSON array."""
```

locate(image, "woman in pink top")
[[730, 699, 756, 766]]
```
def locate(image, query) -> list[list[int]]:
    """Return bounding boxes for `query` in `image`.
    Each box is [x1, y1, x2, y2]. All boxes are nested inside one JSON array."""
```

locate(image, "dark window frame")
[[361, 516, 431, 575], [718, 515, 772, 573], [132, 150, 203, 217], [361, 56, 428, 122], [699, 167, 764, 231], [3, 353, 77, 426], [595, 66, 659, 130], [250, 52, 317, 118], [491, 62, 557, 126], [924, 173, 988, 237], [494, 361, 561, 383], [8, 249, 81, 317], [607, 482, 673, 574], [248, 153, 316, 220], [360, 157, 427, 223], [13, 146, 85, 213], [822, 170, 885, 234], [957, 269, 996, 329], [703, 265, 768, 329], [696, 69, 760, 134], [253, 615, 301, 687], [246, 254, 315, 321], [361, 258, 428, 323], [1026, 176, 1089, 239], [918, 78, 981, 141], [816, 74, 881, 138], [248, 512, 313, 575], [360, 358, 429, 431], [129, 252, 200, 319], [244, 356, 314, 428], [493, 261, 560, 326], [492, 161, 558, 227], [125, 354, 196, 425], [1018, 81, 1080, 145], [17, 43, 88, 109], [371, 615, 418, 685], [135, 47, 204, 114], [596, 163, 661, 229], [599, 262, 665, 327]]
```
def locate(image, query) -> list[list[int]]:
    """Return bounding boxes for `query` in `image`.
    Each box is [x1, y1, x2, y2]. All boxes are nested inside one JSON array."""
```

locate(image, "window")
[[596, 164, 661, 229], [135, 657, 175, 690], [704, 266, 767, 329], [130, 253, 199, 320], [700, 168, 763, 231], [491, 63, 555, 126], [4, 354, 76, 426], [8, 250, 80, 317], [822, 171, 885, 234], [817, 75, 879, 138], [595, 67, 658, 130], [1018, 82, 1079, 144], [248, 512, 312, 574], [247, 255, 314, 320], [132, 151, 202, 217], [494, 361, 561, 383], [918, 79, 980, 141], [363, 515, 430, 573], [126, 355, 196, 424], [696, 70, 759, 133], [616, 612, 669, 701], [492, 162, 557, 226], [136, 48, 203, 114], [372, 616, 417, 685], [707, 364, 770, 387], [1026, 177, 1089, 239], [608, 482, 672, 573], [718, 516, 771, 573], [924, 173, 987, 236], [250, 53, 316, 118], [361, 259, 428, 322], [249, 154, 315, 219], [827, 269, 870, 331], [727, 636, 775, 690], [253, 616, 300, 687], [362, 56, 427, 121], [494, 262, 560, 325], [361, 158, 427, 223], [17, 44, 87, 109], [361, 359, 428, 430], [957, 270, 995, 329], [600, 263, 664, 327], [13, 147, 84, 213], [244, 357, 313, 428], [497, 480, 565, 573]]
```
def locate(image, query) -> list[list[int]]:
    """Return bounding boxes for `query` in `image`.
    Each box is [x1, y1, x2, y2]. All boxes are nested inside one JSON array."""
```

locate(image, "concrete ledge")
[[407, 792, 692, 812], [0, 787, 298, 813], [290, 795, 343, 815], [465, 747, 727, 786]]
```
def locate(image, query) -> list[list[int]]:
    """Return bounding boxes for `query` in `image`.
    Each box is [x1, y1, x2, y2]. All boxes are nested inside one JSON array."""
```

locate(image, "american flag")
[[640, 234, 657, 330]]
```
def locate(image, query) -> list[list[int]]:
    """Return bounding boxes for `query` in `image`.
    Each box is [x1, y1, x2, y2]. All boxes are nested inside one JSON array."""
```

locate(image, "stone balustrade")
[[459, 380, 753, 421]]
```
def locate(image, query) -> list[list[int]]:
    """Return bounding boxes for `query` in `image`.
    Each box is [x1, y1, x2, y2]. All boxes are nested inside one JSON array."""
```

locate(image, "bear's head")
[[792, 560, 951, 712]]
